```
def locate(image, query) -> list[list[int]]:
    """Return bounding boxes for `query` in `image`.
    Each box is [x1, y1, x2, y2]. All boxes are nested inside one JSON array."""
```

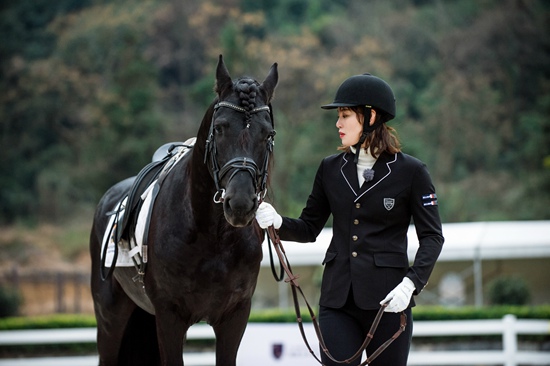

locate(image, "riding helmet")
[[321, 73, 396, 121]]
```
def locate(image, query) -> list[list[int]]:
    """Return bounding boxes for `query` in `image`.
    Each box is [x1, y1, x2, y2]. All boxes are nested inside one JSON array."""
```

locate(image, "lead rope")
[[265, 225, 407, 365]]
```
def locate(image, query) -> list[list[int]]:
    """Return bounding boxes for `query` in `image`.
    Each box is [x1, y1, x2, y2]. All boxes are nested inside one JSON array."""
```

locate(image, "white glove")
[[255, 202, 282, 229], [381, 277, 415, 313]]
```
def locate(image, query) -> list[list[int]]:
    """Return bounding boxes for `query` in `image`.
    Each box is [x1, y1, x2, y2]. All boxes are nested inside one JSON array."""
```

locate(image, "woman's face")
[[336, 107, 363, 147]]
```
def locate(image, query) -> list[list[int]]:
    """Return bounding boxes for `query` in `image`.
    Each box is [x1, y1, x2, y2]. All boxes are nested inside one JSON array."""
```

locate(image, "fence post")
[[502, 314, 517, 366], [73, 272, 81, 313], [9, 266, 19, 290], [56, 273, 65, 313]]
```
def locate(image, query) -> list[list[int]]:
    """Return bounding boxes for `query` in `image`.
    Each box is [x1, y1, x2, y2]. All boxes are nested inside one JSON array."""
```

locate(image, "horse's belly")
[[114, 268, 156, 314]]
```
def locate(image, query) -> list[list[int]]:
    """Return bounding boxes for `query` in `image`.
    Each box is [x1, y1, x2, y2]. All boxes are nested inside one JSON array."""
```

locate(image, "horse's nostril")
[[223, 194, 257, 227], [227, 195, 255, 213]]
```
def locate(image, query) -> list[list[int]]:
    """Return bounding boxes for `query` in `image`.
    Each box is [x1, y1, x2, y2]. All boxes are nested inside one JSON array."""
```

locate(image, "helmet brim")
[[320, 102, 358, 110]]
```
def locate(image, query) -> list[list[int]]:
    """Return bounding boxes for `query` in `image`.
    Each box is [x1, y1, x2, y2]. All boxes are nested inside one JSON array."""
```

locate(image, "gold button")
[[352, 252, 358, 257], [353, 219, 359, 225], [352, 235, 358, 241], [355, 203, 361, 209]]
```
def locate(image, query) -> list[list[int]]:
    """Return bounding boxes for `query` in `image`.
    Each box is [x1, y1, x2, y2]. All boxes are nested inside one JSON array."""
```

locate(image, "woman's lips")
[[339, 132, 345, 139]]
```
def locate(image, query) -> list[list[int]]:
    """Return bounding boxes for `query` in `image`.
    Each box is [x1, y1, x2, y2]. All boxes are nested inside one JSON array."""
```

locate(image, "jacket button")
[[355, 203, 361, 209], [353, 219, 359, 225], [352, 252, 358, 257], [352, 235, 358, 241]]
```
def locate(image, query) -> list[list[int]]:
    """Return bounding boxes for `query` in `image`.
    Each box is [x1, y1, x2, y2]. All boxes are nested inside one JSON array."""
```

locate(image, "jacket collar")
[[341, 151, 398, 202]]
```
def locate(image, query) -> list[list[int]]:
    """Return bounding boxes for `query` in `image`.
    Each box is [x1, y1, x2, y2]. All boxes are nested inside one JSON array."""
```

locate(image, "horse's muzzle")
[[222, 172, 258, 227]]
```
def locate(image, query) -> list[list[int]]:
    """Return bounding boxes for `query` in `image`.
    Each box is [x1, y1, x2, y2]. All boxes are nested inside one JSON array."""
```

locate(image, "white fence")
[[0, 315, 548, 366], [409, 314, 550, 366]]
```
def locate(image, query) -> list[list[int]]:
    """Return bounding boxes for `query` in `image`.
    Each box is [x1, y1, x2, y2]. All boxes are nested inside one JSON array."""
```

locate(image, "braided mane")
[[235, 78, 261, 125]]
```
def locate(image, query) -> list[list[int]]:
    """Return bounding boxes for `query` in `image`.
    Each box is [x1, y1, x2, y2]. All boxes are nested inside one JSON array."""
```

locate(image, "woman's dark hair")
[[338, 106, 401, 158]]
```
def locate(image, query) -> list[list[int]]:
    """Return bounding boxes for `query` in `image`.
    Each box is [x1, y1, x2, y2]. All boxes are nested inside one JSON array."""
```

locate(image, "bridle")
[[266, 226, 407, 365], [204, 100, 275, 203]]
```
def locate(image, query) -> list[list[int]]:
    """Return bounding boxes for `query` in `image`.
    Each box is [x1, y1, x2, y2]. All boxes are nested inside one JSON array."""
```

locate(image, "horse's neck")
[[183, 106, 226, 230], [187, 144, 222, 228]]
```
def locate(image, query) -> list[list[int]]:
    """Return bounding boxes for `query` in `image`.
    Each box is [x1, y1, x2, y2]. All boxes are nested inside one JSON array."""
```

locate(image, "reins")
[[265, 225, 407, 365]]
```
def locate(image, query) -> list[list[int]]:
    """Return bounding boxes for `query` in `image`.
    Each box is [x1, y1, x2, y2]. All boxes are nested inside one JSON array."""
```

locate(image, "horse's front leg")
[[212, 300, 252, 366], [155, 309, 188, 366]]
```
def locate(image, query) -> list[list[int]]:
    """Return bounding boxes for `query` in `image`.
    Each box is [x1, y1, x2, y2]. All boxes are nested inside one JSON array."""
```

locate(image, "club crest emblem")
[[383, 198, 395, 211], [272, 343, 283, 359]]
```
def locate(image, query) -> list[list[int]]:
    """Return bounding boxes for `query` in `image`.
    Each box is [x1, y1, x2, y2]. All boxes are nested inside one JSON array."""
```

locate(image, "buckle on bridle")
[[213, 189, 226, 203]]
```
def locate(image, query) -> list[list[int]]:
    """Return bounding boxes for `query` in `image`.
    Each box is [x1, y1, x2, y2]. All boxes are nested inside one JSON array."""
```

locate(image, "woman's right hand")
[[255, 202, 282, 229]]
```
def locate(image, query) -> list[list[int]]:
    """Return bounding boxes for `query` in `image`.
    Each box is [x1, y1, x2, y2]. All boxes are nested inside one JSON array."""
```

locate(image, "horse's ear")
[[215, 55, 233, 95], [260, 63, 278, 103]]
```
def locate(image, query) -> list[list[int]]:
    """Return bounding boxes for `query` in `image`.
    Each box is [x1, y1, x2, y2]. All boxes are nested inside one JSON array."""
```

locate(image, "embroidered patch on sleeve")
[[422, 193, 438, 206]]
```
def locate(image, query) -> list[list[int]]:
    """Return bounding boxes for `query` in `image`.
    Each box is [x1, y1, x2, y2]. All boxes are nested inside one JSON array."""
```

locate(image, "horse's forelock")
[[235, 78, 262, 117], [231, 78, 265, 151]]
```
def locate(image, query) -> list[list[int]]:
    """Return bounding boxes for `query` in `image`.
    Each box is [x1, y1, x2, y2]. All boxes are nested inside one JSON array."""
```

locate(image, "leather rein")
[[266, 225, 407, 365]]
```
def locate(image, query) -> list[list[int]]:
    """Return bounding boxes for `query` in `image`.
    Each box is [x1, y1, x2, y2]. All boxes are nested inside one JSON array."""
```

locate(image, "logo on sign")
[[272, 343, 283, 359]]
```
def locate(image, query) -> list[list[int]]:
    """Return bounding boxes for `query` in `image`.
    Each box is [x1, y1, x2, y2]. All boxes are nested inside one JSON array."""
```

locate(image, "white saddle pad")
[[100, 138, 196, 268]]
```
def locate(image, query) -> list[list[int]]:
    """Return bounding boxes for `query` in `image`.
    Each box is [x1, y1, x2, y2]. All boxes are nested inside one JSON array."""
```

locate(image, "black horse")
[[90, 55, 278, 366]]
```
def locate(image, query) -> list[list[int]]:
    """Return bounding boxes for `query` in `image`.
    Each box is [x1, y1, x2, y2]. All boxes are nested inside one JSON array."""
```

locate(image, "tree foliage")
[[487, 276, 531, 306], [0, 0, 549, 224]]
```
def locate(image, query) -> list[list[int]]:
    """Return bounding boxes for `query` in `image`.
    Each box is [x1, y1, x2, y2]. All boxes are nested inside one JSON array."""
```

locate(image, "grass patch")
[[3, 306, 549, 331]]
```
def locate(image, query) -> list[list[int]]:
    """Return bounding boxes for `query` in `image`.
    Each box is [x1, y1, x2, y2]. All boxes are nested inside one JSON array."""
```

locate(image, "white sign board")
[[238, 323, 327, 366]]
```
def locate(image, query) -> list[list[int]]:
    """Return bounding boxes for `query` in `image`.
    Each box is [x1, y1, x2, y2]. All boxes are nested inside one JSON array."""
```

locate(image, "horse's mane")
[[234, 77, 263, 147], [235, 77, 261, 124]]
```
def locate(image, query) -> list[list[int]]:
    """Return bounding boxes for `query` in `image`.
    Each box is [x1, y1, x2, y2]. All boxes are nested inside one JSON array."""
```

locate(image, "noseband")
[[204, 101, 275, 203]]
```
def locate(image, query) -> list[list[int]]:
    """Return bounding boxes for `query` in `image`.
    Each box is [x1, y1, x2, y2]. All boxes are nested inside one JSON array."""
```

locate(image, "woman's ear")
[[369, 109, 377, 126]]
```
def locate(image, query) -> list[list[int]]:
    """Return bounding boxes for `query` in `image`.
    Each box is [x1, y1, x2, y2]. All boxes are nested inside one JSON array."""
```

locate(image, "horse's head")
[[204, 55, 278, 227]]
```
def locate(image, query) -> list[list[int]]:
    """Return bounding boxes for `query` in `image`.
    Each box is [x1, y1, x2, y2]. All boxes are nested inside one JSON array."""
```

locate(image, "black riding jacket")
[[278, 151, 444, 310]]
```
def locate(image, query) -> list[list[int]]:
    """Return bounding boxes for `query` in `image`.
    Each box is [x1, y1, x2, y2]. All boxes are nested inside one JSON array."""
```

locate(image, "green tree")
[[1, 0, 549, 225]]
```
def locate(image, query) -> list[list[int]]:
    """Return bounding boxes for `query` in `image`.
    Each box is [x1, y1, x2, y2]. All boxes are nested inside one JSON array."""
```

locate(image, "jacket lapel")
[[355, 152, 398, 202], [340, 153, 360, 196]]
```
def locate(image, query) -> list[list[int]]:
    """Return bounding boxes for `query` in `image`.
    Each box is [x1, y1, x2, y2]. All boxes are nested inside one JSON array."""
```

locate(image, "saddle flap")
[[115, 151, 173, 243]]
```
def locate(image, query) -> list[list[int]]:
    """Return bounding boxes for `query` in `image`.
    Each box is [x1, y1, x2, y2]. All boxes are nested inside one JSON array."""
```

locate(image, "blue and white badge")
[[422, 193, 438, 206]]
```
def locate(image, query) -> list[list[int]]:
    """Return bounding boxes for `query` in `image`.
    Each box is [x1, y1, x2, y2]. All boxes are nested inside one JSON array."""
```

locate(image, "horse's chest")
[[164, 244, 261, 317], [157, 239, 262, 290], [196, 255, 256, 287]]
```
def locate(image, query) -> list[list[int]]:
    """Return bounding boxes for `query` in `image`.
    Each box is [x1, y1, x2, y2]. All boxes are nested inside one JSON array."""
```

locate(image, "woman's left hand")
[[255, 202, 282, 229], [381, 277, 415, 313]]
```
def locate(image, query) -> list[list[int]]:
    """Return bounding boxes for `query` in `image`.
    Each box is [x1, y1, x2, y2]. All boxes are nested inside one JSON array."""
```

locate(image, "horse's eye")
[[214, 125, 223, 134]]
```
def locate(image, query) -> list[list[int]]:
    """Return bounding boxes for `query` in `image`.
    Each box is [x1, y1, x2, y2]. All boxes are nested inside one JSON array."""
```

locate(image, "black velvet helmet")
[[321, 73, 396, 121]]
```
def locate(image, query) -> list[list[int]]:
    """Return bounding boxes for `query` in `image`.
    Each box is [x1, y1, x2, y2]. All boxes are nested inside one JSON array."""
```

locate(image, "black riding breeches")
[[318, 296, 413, 366]]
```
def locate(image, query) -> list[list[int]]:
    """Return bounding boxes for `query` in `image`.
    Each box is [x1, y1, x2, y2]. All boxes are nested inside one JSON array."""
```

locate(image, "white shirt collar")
[[350, 147, 377, 186]]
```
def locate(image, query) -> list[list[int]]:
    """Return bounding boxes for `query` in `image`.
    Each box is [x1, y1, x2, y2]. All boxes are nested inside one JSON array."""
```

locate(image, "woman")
[[256, 73, 444, 365]]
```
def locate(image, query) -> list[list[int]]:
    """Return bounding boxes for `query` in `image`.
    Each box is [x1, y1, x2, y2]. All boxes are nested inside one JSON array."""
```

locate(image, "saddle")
[[101, 140, 195, 281], [115, 142, 186, 244]]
